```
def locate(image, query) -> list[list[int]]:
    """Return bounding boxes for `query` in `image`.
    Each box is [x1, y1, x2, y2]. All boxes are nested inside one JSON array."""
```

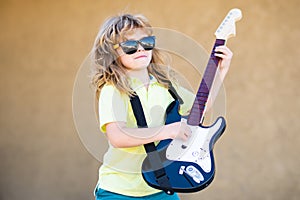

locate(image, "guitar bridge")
[[179, 165, 204, 183]]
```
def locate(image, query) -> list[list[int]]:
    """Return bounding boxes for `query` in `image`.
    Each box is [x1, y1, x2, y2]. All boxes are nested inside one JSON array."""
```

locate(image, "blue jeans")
[[95, 187, 180, 200]]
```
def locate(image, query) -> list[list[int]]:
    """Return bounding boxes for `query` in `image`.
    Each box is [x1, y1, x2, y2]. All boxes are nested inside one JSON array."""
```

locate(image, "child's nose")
[[137, 43, 145, 51]]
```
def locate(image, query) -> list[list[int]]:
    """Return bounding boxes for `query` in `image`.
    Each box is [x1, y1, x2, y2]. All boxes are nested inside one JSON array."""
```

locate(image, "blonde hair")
[[90, 14, 174, 96]]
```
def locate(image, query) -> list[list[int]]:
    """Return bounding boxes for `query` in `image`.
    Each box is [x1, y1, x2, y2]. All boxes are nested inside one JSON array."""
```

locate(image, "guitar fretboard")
[[187, 39, 225, 126]]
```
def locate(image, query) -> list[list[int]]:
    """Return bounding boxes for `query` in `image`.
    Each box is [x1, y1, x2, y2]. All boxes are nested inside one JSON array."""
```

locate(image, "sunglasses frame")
[[113, 36, 156, 55]]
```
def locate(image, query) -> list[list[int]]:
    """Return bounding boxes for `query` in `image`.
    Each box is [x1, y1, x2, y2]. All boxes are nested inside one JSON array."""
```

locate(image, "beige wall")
[[0, 0, 299, 199]]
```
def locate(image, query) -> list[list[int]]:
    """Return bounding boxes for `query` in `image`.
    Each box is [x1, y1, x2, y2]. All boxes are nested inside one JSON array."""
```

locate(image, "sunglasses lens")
[[120, 40, 138, 55], [140, 36, 155, 50]]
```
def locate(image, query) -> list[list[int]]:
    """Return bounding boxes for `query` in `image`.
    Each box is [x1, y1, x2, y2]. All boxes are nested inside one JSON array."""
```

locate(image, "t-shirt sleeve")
[[98, 85, 127, 133]]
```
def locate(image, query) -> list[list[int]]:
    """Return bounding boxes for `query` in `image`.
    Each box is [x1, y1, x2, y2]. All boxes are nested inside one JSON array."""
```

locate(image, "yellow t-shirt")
[[95, 75, 194, 197]]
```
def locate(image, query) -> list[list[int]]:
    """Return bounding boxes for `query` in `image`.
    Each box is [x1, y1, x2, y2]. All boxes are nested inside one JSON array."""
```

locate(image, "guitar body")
[[141, 101, 226, 192]]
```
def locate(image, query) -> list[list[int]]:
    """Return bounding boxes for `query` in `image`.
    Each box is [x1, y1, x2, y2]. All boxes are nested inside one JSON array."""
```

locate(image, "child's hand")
[[167, 121, 191, 141], [205, 45, 233, 111], [214, 46, 233, 80]]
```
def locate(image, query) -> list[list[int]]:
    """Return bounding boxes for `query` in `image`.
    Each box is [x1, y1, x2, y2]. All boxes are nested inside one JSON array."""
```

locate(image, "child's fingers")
[[215, 45, 231, 52], [215, 45, 229, 51], [179, 122, 191, 141], [214, 52, 226, 59], [214, 47, 233, 60]]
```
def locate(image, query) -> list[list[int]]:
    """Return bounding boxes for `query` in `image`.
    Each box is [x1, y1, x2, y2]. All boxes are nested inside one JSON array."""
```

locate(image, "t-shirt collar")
[[129, 74, 157, 90]]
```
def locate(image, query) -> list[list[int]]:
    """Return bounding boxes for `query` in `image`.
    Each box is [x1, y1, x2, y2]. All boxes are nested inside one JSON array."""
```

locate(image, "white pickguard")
[[166, 117, 224, 173]]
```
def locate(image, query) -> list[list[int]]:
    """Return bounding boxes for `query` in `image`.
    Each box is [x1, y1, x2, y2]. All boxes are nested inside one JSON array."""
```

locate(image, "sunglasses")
[[113, 36, 156, 55]]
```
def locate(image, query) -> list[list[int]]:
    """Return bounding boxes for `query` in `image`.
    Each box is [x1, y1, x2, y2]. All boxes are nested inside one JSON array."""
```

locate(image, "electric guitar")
[[141, 9, 242, 194]]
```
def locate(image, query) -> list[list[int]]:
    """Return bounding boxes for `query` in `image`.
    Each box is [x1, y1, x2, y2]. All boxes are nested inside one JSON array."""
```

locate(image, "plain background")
[[0, 0, 299, 199]]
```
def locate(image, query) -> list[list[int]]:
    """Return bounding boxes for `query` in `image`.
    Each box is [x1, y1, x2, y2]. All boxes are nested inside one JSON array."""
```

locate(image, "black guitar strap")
[[129, 84, 183, 195], [168, 84, 184, 105]]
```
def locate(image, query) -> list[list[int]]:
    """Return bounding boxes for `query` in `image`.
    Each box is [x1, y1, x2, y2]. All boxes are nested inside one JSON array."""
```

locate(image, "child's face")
[[116, 29, 153, 72]]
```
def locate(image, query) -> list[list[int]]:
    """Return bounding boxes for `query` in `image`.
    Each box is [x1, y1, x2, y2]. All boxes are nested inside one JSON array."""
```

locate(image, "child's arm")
[[105, 121, 190, 148]]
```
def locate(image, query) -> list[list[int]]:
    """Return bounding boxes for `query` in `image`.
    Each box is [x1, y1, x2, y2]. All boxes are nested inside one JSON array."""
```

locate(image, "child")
[[90, 14, 232, 200]]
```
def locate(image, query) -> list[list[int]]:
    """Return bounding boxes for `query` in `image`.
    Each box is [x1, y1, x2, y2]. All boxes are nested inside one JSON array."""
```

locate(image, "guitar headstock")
[[215, 8, 242, 40]]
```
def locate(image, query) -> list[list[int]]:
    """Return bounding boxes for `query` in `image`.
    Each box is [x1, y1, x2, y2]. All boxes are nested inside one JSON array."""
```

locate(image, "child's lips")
[[134, 55, 147, 59]]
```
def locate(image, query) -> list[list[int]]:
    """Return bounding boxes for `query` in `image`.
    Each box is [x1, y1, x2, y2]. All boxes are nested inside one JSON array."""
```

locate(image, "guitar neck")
[[187, 39, 226, 126]]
